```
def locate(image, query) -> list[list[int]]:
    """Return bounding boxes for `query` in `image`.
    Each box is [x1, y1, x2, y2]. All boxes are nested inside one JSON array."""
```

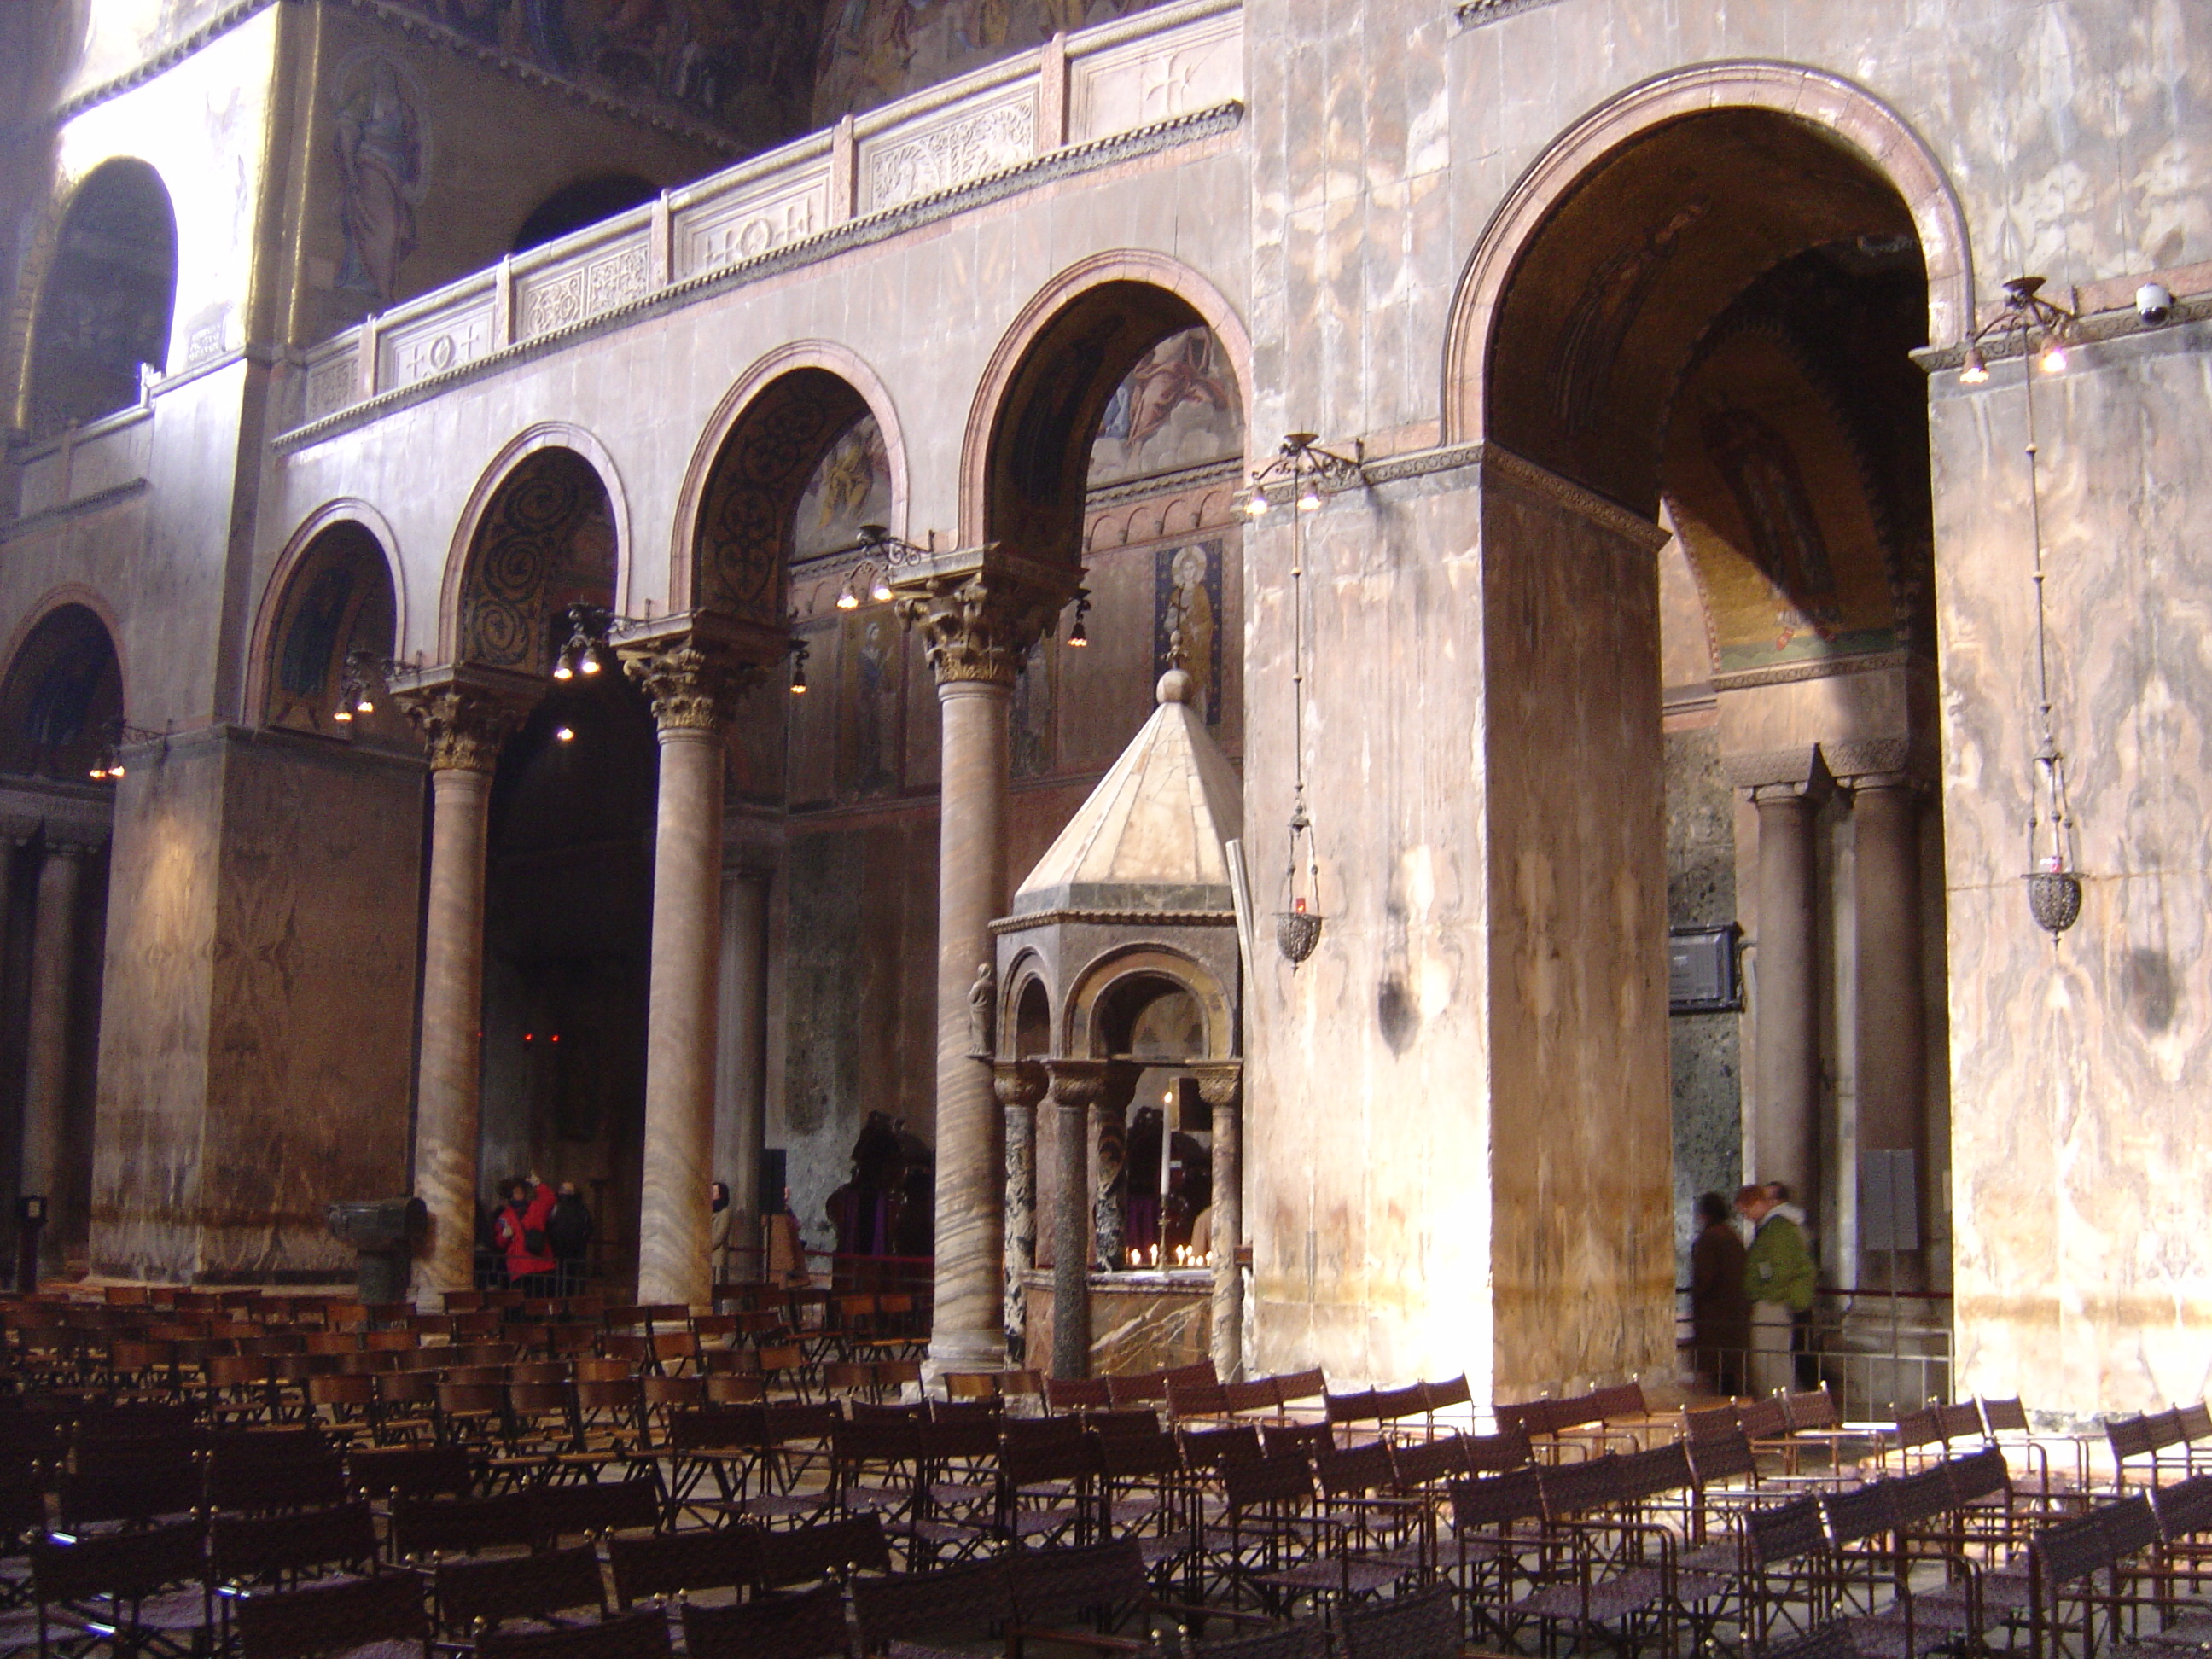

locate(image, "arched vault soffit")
[[247, 501, 407, 714], [962, 252, 1254, 560], [436, 423, 632, 667], [0, 585, 128, 715], [1062, 944, 1232, 1063], [669, 341, 910, 623], [1442, 61, 1972, 502]]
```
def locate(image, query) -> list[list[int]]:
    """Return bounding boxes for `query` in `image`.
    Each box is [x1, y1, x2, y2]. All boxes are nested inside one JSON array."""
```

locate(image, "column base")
[[924, 1327, 1007, 1384]]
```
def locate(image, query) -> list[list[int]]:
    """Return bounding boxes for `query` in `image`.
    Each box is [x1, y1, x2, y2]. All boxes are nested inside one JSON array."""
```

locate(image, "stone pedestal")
[[398, 683, 522, 1304], [894, 553, 1073, 1376], [626, 637, 755, 1312], [21, 841, 84, 1216], [1752, 783, 1822, 1206]]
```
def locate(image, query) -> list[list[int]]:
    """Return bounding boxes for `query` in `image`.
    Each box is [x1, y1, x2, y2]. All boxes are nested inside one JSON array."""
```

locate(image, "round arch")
[[247, 500, 408, 723], [959, 250, 1254, 555], [1062, 943, 1233, 1063], [667, 340, 911, 620], [0, 598, 125, 780], [1441, 60, 1973, 451], [20, 156, 178, 440], [997, 948, 1056, 1062], [0, 585, 128, 714], [436, 422, 632, 667]]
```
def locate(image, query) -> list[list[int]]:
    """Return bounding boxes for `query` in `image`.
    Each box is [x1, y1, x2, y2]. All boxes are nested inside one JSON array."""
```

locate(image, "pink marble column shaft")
[[1753, 786, 1820, 1206], [21, 841, 84, 1208], [1854, 781, 1929, 1282], [414, 764, 495, 1302]]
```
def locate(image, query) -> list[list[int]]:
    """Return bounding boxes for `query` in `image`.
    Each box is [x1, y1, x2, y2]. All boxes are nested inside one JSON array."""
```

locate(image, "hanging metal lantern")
[[2025, 870, 2081, 937]]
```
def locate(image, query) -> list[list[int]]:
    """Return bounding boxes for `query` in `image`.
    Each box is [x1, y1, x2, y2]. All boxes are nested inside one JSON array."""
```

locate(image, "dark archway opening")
[[511, 173, 658, 255], [27, 159, 176, 440], [264, 523, 402, 742]]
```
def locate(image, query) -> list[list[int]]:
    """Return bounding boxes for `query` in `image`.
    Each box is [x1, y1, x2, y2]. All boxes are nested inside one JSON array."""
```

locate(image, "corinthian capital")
[[393, 676, 529, 773], [892, 545, 1078, 690], [621, 641, 759, 734]]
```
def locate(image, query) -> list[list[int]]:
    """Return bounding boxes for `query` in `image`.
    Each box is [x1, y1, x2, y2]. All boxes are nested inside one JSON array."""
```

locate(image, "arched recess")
[[963, 251, 1255, 562], [24, 158, 178, 440], [1443, 60, 1972, 473], [0, 602, 124, 780], [252, 508, 405, 740], [1063, 945, 1232, 1063], [442, 434, 623, 672], [998, 951, 1054, 1062], [673, 342, 909, 626], [512, 172, 656, 255]]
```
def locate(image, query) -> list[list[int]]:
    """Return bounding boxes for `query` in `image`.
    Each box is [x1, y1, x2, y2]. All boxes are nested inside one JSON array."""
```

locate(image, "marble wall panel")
[[1024, 1270, 1209, 1375], [1937, 327, 2212, 1417], [1480, 470, 1675, 1395], [1666, 725, 1743, 1283]]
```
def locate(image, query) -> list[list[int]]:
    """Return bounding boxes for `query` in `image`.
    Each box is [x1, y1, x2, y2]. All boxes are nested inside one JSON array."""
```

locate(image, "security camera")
[[2138, 282, 2174, 326]]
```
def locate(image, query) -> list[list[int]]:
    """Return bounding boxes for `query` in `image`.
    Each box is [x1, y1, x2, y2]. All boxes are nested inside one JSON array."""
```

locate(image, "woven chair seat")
[[1511, 1565, 1666, 1624]]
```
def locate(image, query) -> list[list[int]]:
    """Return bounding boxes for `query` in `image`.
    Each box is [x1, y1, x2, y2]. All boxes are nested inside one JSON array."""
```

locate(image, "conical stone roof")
[[1011, 667, 1243, 916]]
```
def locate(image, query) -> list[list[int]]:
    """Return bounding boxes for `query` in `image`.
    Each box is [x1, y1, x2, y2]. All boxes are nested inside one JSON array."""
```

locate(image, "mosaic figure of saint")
[[334, 61, 422, 308], [1702, 403, 1842, 649], [1163, 544, 1216, 724]]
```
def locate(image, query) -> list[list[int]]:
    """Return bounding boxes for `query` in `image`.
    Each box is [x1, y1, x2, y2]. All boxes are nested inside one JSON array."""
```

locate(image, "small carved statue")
[[967, 961, 995, 1058]]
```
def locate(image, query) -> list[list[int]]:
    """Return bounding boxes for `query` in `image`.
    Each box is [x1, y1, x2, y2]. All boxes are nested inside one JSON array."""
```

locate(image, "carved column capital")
[[992, 1059, 1050, 1111], [395, 682, 525, 773], [621, 639, 760, 735], [1045, 1058, 1111, 1110], [1190, 1062, 1243, 1109], [893, 547, 1077, 690]]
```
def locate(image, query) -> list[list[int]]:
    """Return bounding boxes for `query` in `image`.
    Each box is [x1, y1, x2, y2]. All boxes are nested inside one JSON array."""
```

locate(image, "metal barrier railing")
[[1680, 1287, 1953, 1420]]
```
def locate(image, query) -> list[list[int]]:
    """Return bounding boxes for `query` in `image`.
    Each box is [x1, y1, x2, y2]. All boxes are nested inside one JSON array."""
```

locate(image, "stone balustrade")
[[292, 0, 1242, 432]]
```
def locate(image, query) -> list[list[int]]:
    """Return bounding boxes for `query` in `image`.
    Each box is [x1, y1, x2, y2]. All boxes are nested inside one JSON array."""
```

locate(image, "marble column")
[[1092, 1092, 1128, 1270], [398, 684, 521, 1305], [1852, 778, 1929, 1284], [1193, 1062, 1243, 1380], [21, 840, 85, 1212], [626, 641, 753, 1312], [715, 869, 770, 1270], [1752, 783, 1821, 1208], [995, 1060, 1047, 1365], [1045, 1059, 1107, 1379], [894, 559, 1068, 1375]]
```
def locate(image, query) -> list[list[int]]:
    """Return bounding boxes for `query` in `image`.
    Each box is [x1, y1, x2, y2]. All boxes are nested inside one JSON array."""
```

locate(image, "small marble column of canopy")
[[990, 666, 1246, 1378]]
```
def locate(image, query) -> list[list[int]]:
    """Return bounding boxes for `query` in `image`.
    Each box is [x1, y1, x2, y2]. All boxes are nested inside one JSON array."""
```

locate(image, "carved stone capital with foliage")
[[395, 684, 523, 773], [1190, 1062, 1243, 1109], [895, 566, 1068, 690], [621, 639, 758, 734]]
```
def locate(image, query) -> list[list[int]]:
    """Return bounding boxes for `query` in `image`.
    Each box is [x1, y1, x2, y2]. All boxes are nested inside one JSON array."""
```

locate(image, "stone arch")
[[21, 157, 178, 440], [0, 600, 125, 781], [1442, 61, 1973, 461], [670, 341, 909, 623], [251, 510, 405, 740], [999, 949, 1055, 1062], [1063, 944, 1233, 1064], [961, 250, 1254, 560], [438, 424, 630, 669], [247, 502, 407, 719]]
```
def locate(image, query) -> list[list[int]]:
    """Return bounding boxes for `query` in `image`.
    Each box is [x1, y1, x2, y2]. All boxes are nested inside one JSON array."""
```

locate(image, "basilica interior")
[[0, 0, 2204, 1652]]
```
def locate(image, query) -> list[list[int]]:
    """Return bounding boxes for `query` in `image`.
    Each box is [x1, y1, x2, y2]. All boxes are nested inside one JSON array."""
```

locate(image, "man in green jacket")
[[1737, 1183, 1813, 1394]]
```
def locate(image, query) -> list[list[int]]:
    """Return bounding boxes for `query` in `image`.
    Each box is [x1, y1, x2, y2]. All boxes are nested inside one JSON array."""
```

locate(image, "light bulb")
[[356, 696, 374, 715], [835, 589, 859, 611], [1297, 483, 1323, 512], [2039, 337, 2068, 374], [108, 762, 125, 777], [554, 725, 574, 743], [552, 657, 573, 681], [1068, 618, 1087, 647], [333, 706, 353, 724], [870, 577, 893, 603], [578, 651, 600, 675], [1243, 489, 1269, 519], [1959, 345, 1989, 386]]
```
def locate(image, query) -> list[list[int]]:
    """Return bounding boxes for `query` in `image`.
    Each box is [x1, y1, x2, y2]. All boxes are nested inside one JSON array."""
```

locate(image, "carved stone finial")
[[895, 566, 1068, 689], [621, 640, 758, 734], [396, 684, 523, 773]]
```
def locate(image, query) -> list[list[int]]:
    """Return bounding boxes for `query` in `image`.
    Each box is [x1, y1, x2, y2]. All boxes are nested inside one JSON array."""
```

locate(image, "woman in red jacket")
[[494, 1176, 556, 1295]]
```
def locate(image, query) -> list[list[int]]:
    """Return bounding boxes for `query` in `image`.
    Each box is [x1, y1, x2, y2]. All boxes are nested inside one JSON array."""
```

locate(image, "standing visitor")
[[1737, 1182, 1813, 1395], [546, 1181, 591, 1297], [707, 1180, 733, 1292], [495, 1175, 556, 1297], [1689, 1191, 1750, 1397]]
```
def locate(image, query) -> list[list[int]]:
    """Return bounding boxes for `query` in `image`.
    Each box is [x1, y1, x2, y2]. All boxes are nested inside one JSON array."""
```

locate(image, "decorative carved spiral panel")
[[460, 449, 616, 670], [696, 370, 869, 622]]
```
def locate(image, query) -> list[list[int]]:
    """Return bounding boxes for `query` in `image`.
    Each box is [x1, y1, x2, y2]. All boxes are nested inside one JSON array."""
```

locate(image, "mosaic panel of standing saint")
[[1088, 327, 1243, 488], [1154, 540, 1224, 726], [795, 413, 894, 561], [332, 55, 428, 310]]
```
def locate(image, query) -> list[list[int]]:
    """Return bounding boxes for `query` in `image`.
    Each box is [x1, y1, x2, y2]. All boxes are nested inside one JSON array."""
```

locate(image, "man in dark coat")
[[545, 1182, 592, 1297], [1689, 1190, 1750, 1397]]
